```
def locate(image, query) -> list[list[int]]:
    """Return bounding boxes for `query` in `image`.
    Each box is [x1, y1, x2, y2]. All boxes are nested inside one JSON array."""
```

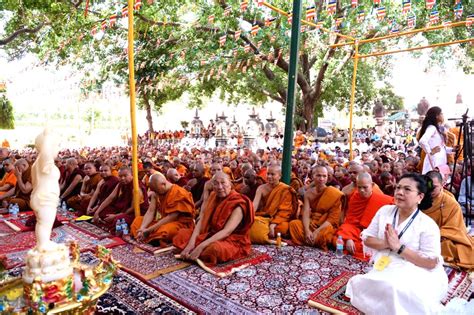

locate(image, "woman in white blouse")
[[417, 106, 453, 174], [346, 173, 448, 314]]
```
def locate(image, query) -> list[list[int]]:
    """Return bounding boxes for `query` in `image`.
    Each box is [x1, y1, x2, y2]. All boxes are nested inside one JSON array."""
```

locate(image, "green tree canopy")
[[1, 0, 472, 131]]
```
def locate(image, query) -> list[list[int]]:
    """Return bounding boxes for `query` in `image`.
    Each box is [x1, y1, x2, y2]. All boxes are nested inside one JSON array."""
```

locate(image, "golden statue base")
[[0, 243, 118, 314]]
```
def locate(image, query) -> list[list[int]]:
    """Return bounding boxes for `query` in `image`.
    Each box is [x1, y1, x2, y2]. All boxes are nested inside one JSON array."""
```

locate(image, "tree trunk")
[[143, 94, 154, 133], [303, 94, 315, 132]]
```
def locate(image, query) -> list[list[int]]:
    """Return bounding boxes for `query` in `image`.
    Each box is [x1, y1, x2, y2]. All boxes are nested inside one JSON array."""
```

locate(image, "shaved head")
[[150, 172, 169, 194], [357, 172, 373, 199], [212, 171, 232, 198], [348, 164, 363, 182], [166, 168, 180, 183]]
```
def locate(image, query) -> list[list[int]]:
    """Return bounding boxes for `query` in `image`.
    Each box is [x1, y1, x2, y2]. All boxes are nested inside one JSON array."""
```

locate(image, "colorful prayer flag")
[[219, 35, 227, 46], [241, 1, 248, 12], [265, 17, 276, 26], [335, 17, 344, 27], [109, 15, 117, 27], [357, 10, 365, 23], [257, 40, 262, 48], [91, 26, 97, 35], [233, 48, 238, 57], [429, 9, 439, 25], [256, 0, 264, 7], [327, 0, 337, 15], [234, 29, 241, 40], [223, 6, 232, 17], [134, 0, 142, 11], [351, 0, 358, 8], [377, 6, 386, 21], [200, 60, 206, 66], [244, 43, 251, 53], [270, 34, 276, 42], [101, 20, 107, 31], [121, 6, 128, 18], [208, 15, 215, 24], [426, 0, 435, 10], [306, 7, 316, 21], [316, 21, 324, 29], [407, 13, 416, 28], [373, 0, 381, 5], [287, 13, 293, 25], [442, 20, 452, 28], [454, 4, 463, 20], [251, 24, 260, 36], [466, 15, 474, 27], [402, 0, 411, 14]]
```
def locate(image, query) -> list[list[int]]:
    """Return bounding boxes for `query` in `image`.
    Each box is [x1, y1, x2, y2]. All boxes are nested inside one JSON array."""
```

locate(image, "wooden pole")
[[348, 42, 359, 161]]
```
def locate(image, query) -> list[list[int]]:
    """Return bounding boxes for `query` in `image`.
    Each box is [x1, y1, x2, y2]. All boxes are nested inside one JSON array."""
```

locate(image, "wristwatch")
[[397, 245, 406, 255]]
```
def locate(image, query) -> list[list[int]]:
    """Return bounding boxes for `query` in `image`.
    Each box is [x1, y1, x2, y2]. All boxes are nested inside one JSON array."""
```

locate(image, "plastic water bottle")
[[7, 204, 13, 217], [115, 219, 123, 236], [61, 201, 68, 214], [336, 236, 344, 257], [12, 204, 19, 219], [121, 220, 129, 235]]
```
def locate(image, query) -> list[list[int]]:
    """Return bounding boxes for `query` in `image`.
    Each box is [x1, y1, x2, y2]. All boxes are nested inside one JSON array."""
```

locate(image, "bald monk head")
[[149, 172, 171, 195], [312, 165, 328, 189], [14, 158, 29, 172], [425, 170, 443, 199], [99, 165, 112, 178], [166, 168, 180, 183], [240, 162, 252, 175], [266, 164, 281, 187], [192, 162, 205, 179], [212, 171, 232, 198], [243, 169, 257, 186], [210, 162, 223, 177], [348, 164, 363, 183], [357, 172, 373, 199], [118, 166, 133, 184], [66, 158, 78, 171]]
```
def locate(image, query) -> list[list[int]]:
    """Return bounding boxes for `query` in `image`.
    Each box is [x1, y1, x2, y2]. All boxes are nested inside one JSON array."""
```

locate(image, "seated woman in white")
[[346, 173, 448, 315]]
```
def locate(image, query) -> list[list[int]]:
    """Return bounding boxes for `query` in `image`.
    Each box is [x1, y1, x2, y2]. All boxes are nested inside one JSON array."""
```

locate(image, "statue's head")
[[35, 128, 59, 157]]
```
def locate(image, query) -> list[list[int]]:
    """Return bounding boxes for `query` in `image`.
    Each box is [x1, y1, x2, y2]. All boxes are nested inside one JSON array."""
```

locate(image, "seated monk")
[[60, 158, 84, 204], [93, 166, 148, 232], [236, 169, 261, 201], [250, 164, 298, 244], [333, 172, 393, 260], [0, 158, 17, 202], [289, 165, 343, 250], [131, 173, 195, 247], [341, 163, 363, 198], [67, 162, 102, 214], [424, 171, 474, 270], [86, 165, 119, 216], [198, 162, 223, 210], [166, 168, 188, 187], [2, 159, 32, 212], [173, 172, 254, 265], [141, 161, 159, 192]]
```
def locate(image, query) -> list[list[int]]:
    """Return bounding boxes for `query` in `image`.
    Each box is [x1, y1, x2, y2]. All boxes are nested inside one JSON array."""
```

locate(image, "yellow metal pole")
[[127, 0, 140, 218], [358, 38, 474, 59], [348, 41, 359, 161]]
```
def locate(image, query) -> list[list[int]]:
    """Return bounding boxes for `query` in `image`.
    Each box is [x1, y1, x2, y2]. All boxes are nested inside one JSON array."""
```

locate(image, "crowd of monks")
[[0, 143, 472, 271]]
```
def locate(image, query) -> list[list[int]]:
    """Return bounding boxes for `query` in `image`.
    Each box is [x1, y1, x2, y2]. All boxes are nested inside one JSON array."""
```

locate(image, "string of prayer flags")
[[234, 29, 241, 40], [219, 35, 227, 46], [357, 10, 365, 23], [208, 15, 215, 24], [101, 20, 107, 31], [407, 13, 416, 28], [466, 15, 474, 27], [390, 21, 400, 33], [402, 0, 411, 14], [429, 9, 439, 25], [351, 0, 358, 9], [109, 15, 117, 27], [327, 0, 337, 15], [251, 24, 260, 36], [306, 7, 316, 21], [454, 4, 463, 20], [121, 6, 128, 17], [426, 0, 435, 10], [134, 0, 142, 11], [377, 6, 386, 21], [241, 1, 248, 12], [244, 43, 251, 53], [223, 6, 232, 17]]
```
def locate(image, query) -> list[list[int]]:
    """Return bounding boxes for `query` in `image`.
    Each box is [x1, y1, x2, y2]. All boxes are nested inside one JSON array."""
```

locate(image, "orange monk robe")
[[334, 190, 393, 260], [423, 191, 474, 270], [250, 182, 298, 243], [1, 139, 10, 148], [223, 166, 234, 180], [176, 164, 188, 177], [290, 173, 304, 193], [257, 168, 267, 180], [289, 186, 343, 250], [294, 135, 305, 149], [173, 191, 254, 265], [0, 170, 17, 197], [131, 184, 195, 246]]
